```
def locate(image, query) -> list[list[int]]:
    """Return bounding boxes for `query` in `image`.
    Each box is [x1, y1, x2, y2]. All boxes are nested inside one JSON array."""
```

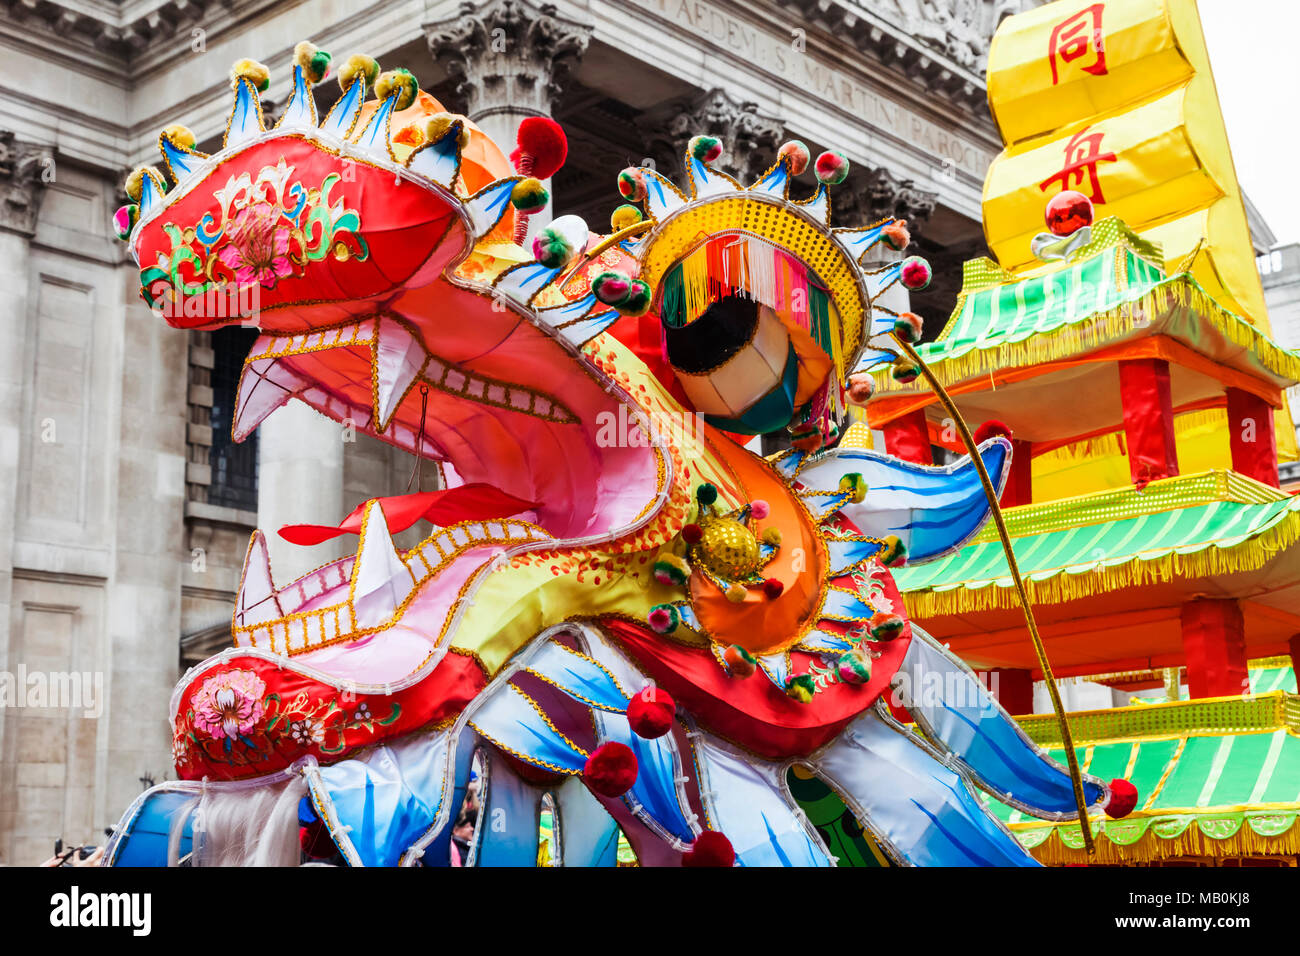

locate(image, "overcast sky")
[[1200, 0, 1300, 246]]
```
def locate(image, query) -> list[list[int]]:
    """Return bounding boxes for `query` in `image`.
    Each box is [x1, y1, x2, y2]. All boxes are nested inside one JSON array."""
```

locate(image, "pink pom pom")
[[750, 499, 770, 520]]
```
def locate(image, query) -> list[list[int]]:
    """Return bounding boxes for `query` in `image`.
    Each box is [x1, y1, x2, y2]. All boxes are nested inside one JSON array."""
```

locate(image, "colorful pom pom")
[[838, 472, 867, 504], [532, 225, 575, 269], [610, 203, 643, 231], [652, 553, 691, 587], [761, 527, 783, 547], [750, 499, 770, 520], [510, 177, 549, 213], [696, 483, 718, 506], [762, 578, 784, 599], [868, 611, 905, 642], [725, 583, 747, 604], [617, 279, 653, 317], [878, 535, 908, 568], [375, 68, 419, 110], [974, 420, 1013, 444], [847, 373, 875, 406], [294, 41, 332, 84], [1104, 778, 1139, 819], [899, 256, 932, 291], [112, 204, 139, 241], [592, 270, 633, 306], [785, 674, 816, 703], [647, 603, 681, 634], [682, 830, 734, 867], [777, 140, 810, 176], [230, 58, 270, 92], [123, 166, 163, 203], [583, 741, 638, 797], [836, 649, 873, 685], [161, 124, 196, 150], [682, 523, 703, 545], [689, 134, 723, 164], [338, 54, 380, 94], [814, 150, 849, 185], [893, 311, 924, 344], [512, 117, 568, 179], [882, 219, 911, 251], [424, 113, 470, 151], [617, 167, 647, 202], [627, 686, 676, 739], [723, 644, 757, 678], [891, 363, 920, 384]]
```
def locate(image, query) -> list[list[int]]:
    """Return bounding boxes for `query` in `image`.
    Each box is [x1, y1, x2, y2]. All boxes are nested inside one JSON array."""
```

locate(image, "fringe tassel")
[[1026, 817, 1300, 865], [879, 278, 1300, 393], [903, 509, 1300, 617]]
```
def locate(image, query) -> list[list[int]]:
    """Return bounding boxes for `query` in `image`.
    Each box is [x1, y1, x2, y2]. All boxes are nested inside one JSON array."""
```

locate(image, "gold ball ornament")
[[695, 517, 762, 580]]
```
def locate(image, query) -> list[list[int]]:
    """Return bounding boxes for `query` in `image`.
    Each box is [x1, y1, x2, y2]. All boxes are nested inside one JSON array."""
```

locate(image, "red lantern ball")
[[682, 829, 735, 867], [583, 741, 638, 797], [1044, 190, 1093, 237], [973, 419, 1012, 444], [1104, 778, 1139, 819], [627, 686, 676, 739]]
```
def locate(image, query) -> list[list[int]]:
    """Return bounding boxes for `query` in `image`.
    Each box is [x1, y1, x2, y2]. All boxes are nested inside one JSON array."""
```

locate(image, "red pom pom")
[[583, 741, 638, 797], [627, 686, 676, 739], [299, 819, 336, 859], [681, 523, 703, 544], [973, 419, 1012, 444], [1104, 778, 1139, 819], [682, 829, 734, 867], [512, 117, 568, 179], [762, 578, 784, 599]]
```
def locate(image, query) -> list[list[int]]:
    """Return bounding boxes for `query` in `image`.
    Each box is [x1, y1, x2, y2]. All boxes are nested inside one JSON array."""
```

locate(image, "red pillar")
[[1119, 358, 1179, 486], [1225, 387, 1279, 487], [1290, 634, 1300, 684], [883, 408, 933, 465], [985, 668, 1035, 715], [1181, 598, 1247, 699], [1001, 439, 1034, 507]]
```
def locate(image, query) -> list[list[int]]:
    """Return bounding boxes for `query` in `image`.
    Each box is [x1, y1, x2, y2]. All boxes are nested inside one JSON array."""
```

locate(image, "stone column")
[[0, 135, 52, 857], [426, 0, 592, 235]]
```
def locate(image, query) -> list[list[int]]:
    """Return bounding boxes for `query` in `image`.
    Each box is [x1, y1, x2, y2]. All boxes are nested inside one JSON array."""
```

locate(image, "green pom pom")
[[112, 204, 139, 241], [647, 604, 681, 635], [532, 226, 573, 269], [837, 472, 867, 504], [696, 482, 718, 506], [617, 167, 646, 201], [591, 270, 633, 306], [689, 135, 723, 164], [510, 177, 549, 213], [294, 41, 332, 84], [618, 279, 653, 316], [375, 68, 419, 110], [339, 54, 380, 94], [785, 674, 816, 703]]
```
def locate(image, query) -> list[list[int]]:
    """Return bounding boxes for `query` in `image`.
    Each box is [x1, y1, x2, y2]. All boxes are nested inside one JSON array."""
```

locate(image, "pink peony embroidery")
[[192, 669, 266, 740], [216, 202, 295, 288]]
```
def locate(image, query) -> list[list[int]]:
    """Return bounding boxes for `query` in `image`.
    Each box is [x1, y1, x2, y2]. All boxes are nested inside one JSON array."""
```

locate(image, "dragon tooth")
[[355, 94, 397, 158], [686, 155, 740, 199], [158, 133, 205, 187], [235, 531, 282, 628], [641, 168, 686, 220], [233, 355, 307, 441], [277, 64, 317, 128], [372, 318, 427, 431], [750, 160, 790, 198], [350, 500, 415, 630], [320, 76, 366, 140], [405, 123, 463, 190], [464, 178, 519, 239]]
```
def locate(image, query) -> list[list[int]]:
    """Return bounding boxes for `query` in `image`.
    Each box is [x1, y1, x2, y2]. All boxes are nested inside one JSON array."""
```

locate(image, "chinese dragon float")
[[100, 38, 1138, 868]]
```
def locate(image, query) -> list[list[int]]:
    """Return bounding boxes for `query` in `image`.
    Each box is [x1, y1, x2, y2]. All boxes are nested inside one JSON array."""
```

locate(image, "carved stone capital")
[[0, 132, 55, 237], [642, 88, 784, 184], [425, 0, 593, 119]]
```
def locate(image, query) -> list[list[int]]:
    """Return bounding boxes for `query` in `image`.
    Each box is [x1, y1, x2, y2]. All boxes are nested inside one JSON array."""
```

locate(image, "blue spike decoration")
[[320, 77, 366, 139], [226, 78, 264, 147]]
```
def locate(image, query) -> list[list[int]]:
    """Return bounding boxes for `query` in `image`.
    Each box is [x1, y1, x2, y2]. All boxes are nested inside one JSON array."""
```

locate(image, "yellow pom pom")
[[230, 58, 270, 93], [293, 41, 332, 84], [725, 583, 747, 604], [424, 113, 470, 151], [374, 68, 419, 110], [161, 124, 196, 150], [338, 54, 380, 94], [610, 204, 644, 232], [124, 166, 163, 202], [761, 527, 783, 547]]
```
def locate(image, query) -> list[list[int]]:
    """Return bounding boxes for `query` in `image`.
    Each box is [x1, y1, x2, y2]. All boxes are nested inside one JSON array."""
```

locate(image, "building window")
[[207, 326, 259, 512]]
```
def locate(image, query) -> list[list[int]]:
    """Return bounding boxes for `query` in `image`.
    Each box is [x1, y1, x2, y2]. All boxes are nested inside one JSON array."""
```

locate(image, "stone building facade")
[[0, 0, 1033, 863]]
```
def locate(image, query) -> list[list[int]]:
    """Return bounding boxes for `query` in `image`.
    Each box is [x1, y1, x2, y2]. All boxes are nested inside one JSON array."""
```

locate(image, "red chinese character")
[[1048, 3, 1107, 85], [1039, 126, 1118, 204]]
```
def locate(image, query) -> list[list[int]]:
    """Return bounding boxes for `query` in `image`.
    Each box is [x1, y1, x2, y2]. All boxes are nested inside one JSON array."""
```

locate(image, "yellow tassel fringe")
[[1028, 819, 1300, 866]]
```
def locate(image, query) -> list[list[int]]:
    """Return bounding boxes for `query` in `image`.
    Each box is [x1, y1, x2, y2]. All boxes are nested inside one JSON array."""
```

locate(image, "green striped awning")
[[871, 217, 1300, 392], [895, 470, 1300, 615], [985, 724, 1300, 863]]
